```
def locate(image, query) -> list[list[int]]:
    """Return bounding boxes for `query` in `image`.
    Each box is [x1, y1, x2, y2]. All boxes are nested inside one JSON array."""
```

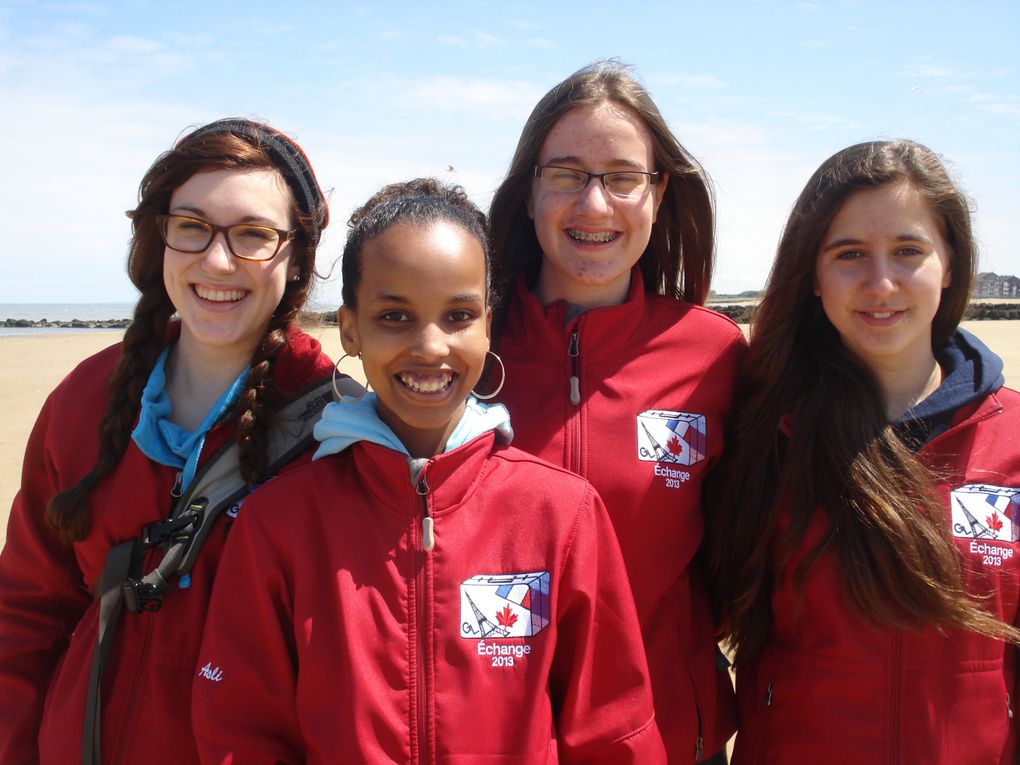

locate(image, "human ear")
[[651, 172, 669, 223], [485, 306, 493, 342], [338, 306, 361, 357]]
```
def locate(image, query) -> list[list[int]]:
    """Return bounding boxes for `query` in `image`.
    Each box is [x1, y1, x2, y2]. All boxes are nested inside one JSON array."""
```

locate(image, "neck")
[[875, 353, 943, 421], [534, 265, 631, 309], [165, 333, 255, 430]]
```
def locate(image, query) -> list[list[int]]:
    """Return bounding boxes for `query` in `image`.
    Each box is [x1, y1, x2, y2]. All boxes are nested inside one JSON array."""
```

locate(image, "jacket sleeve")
[[0, 394, 93, 765], [191, 497, 303, 765], [550, 484, 667, 764]]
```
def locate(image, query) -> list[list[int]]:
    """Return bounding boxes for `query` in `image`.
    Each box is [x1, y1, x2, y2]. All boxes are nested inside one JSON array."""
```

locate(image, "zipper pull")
[[568, 330, 580, 406], [422, 517, 435, 552], [170, 471, 183, 498], [694, 736, 703, 760], [1008, 692, 1014, 719], [765, 681, 773, 706], [416, 471, 435, 553]]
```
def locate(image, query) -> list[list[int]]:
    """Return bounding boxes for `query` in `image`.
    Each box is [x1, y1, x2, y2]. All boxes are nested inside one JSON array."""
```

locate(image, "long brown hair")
[[488, 59, 714, 317], [705, 139, 1016, 666], [46, 118, 328, 543]]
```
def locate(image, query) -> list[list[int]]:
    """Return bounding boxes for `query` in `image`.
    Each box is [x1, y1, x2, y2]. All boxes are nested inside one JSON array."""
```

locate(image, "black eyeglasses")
[[156, 214, 296, 262], [533, 165, 661, 199]]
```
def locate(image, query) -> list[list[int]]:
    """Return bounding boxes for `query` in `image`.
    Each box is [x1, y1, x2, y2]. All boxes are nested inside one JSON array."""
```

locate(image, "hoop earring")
[[472, 351, 506, 400], [332, 354, 369, 403]]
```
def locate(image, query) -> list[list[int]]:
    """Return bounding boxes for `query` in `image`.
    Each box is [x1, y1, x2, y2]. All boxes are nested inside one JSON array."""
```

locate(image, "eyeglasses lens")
[[538, 167, 649, 199], [163, 216, 280, 260]]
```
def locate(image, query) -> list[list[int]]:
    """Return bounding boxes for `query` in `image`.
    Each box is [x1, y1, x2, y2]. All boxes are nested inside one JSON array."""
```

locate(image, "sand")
[[2, 321, 1019, 546]]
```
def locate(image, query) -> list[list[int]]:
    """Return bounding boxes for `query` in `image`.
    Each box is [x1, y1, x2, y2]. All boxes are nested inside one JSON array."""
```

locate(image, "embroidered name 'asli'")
[[950, 484, 1020, 543], [636, 410, 706, 466], [197, 662, 224, 682], [460, 572, 550, 639]]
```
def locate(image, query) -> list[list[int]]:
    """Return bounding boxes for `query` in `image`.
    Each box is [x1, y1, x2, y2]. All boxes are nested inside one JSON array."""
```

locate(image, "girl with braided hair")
[[0, 118, 334, 764]]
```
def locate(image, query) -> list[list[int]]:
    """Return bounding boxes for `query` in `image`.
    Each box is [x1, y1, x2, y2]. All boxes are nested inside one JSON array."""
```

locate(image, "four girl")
[[2, 66, 1017, 765]]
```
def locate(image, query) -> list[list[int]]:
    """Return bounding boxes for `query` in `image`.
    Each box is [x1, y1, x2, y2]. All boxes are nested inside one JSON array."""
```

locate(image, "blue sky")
[[1, 0, 1017, 305]]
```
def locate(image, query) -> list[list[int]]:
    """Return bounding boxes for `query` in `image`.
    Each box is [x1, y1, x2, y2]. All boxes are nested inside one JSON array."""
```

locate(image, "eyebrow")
[[820, 233, 934, 253], [170, 206, 280, 226], [542, 154, 648, 171], [368, 293, 485, 305]]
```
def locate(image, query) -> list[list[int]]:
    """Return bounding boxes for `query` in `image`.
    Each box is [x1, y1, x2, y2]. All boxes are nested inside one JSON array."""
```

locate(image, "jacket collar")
[[502, 266, 650, 359], [352, 431, 498, 516]]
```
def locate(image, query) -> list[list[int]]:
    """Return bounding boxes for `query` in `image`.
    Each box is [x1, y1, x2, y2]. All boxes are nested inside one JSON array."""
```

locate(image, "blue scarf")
[[131, 346, 250, 494]]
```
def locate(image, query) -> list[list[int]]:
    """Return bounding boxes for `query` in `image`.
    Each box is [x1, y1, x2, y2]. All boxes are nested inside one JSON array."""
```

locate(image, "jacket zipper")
[[169, 470, 183, 498], [414, 469, 433, 763], [567, 329, 581, 406], [567, 328, 582, 475], [889, 632, 901, 764]]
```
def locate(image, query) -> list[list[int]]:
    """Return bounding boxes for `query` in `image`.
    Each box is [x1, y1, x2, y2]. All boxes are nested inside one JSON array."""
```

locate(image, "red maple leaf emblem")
[[987, 513, 1004, 533], [666, 435, 683, 456], [496, 605, 518, 628]]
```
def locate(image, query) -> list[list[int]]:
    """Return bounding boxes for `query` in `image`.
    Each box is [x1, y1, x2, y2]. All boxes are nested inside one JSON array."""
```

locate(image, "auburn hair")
[[46, 120, 327, 542]]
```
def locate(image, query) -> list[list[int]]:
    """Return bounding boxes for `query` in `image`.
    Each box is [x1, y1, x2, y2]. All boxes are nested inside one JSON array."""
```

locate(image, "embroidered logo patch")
[[460, 571, 550, 639], [951, 484, 1020, 543], [636, 409, 706, 466]]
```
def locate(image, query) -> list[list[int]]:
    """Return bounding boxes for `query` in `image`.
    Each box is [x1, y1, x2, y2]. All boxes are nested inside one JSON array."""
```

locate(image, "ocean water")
[[0, 303, 135, 336], [0, 303, 337, 336]]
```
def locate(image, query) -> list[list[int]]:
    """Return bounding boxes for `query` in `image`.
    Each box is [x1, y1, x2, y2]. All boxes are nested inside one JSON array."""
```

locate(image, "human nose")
[[574, 176, 613, 215], [863, 255, 897, 295], [413, 322, 449, 360], [200, 231, 236, 273]]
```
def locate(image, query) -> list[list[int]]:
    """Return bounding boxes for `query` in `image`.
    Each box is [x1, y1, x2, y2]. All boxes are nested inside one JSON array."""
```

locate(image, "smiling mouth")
[[567, 229, 619, 243], [194, 285, 247, 303], [860, 310, 901, 320], [397, 372, 455, 394]]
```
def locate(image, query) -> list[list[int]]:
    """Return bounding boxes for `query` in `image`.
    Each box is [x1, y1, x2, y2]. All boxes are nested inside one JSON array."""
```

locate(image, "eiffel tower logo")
[[954, 497, 995, 539], [464, 592, 509, 638], [639, 420, 675, 462]]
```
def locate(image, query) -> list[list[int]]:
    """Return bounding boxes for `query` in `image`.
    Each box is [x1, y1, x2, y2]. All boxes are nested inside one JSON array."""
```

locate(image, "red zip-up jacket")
[[733, 387, 1020, 764], [495, 271, 745, 762], [192, 431, 666, 764], [0, 326, 333, 765]]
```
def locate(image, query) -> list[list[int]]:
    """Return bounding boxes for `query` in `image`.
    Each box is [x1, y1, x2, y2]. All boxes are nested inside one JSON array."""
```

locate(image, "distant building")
[[973, 272, 1020, 298]]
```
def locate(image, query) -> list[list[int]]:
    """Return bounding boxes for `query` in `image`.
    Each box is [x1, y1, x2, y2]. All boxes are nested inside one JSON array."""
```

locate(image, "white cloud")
[[405, 76, 545, 120]]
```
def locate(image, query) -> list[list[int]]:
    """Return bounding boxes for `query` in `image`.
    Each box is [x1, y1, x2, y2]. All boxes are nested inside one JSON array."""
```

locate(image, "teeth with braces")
[[568, 230, 617, 243]]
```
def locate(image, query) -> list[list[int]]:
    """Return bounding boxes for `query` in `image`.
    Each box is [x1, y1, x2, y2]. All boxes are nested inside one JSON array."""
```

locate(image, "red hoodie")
[[495, 270, 746, 761], [733, 383, 1020, 763], [0, 326, 333, 765], [192, 431, 666, 764]]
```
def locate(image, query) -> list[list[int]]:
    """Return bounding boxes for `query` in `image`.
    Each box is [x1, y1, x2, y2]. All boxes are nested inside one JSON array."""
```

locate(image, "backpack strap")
[[81, 374, 358, 765]]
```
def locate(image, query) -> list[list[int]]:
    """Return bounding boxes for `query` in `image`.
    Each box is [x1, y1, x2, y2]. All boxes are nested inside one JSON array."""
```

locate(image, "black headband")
[[182, 118, 329, 244]]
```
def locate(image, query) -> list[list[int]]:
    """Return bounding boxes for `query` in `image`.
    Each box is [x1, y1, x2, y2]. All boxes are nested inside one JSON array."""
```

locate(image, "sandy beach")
[[2, 321, 1019, 546]]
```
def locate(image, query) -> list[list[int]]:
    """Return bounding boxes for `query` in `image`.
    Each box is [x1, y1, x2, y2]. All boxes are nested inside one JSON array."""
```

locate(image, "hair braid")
[[233, 278, 305, 486], [45, 286, 174, 542]]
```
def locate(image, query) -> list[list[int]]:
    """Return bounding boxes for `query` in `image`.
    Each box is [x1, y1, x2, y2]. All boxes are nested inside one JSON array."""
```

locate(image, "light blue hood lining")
[[312, 393, 513, 482]]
